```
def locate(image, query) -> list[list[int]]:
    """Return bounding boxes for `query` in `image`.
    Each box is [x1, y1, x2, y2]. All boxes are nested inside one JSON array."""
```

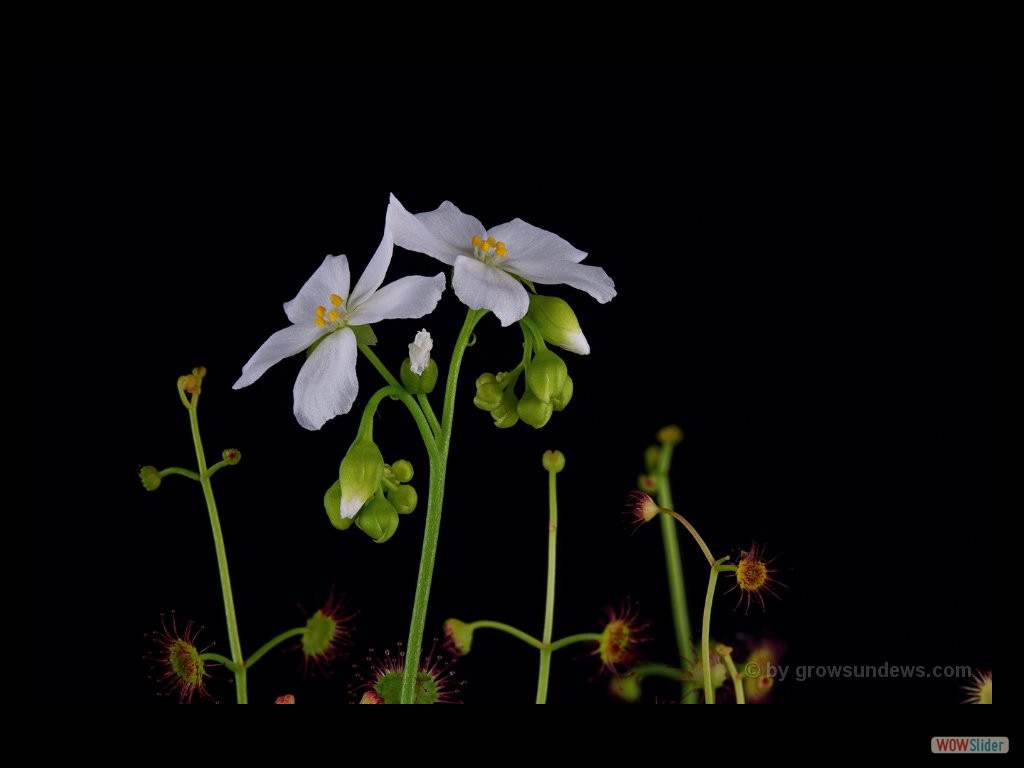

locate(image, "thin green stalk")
[[654, 440, 696, 703], [399, 308, 484, 703], [199, 652, 241, 672], [358, 385, 437, 457], [547, 632, 602, 652], [629, 663, 687, 683], [186, 392, 247, 703], [701, 565, 719, 704], [535, 463, 559, 704], [417, 393, 441, 437], [159, 466, 200, 482], [721, 651, 746, 704], [468, 620, 543, 650], [245, 627, 307, 669]]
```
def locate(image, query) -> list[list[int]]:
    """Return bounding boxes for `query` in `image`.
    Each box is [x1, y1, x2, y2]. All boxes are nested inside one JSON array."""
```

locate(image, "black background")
[[35, 63, 991, 708]]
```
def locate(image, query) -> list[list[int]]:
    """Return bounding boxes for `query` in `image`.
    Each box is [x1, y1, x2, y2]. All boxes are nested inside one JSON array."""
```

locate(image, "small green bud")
[[400, 358, 439, 394], [542, 450, 566, 473], [525, 349, 568, 404], [527, 294, 591, 355], [491, 391, 520, 428], [657, 425, 684, 445], [355, 495, 400, 543], [443, 618, 474, 655], [388, 484, 418, 515], [390, 459, 414, 483], [339, 439, 384, 520], [644, 445, 661, 472], [324, 479, 354, 530], [551, 375, 573, 412], [609, 674, 643, 703], [637, 474, 659, 493], [138, 465, 162, 491], [221, 449, 242, 465], [473, 375, 505, 412], [517, 390, 553, 429]]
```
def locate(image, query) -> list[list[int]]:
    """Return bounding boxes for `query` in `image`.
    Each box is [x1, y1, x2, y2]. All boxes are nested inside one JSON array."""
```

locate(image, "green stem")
[[701, 563, 723, 704], [721, 651, 746, 704], [187, 394, 247, 703], [663, 509, 716, 568], [399, 308, 485, 703], [245, 627, 308, 670], [417, 393, 441, 437], [535, 464, 559, 704], [159, 466, 200, 482], [359, 343, 403, 390], [199, 652, 241, 673], [654, 441, 697, 703], [468, 620, 543, 650], [358, 386, 437, 457], [629, 663, 687, 683], [548, 632, 602, 652]]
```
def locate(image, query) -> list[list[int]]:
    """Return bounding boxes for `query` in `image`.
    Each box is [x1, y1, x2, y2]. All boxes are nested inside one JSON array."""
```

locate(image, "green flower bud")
[[609, 673, 643, 703], [551, 374, 573, 412], [473, 374, 505, 412], [542, 450, 566, 473], [390, 459, 414, 483], [657, 425, 684, 445], [517, 390, 553, 429], [400, 358, 439, 394], [491, 391, 520, 428], [525, 349, 568, 404], [221, 449, 242, 465], [139, 465, 162, 491], [644, 445, 661, 473], [324, 479, 354, 530], [443, 619, 474, 655], [527, 294, 591, 355], [637, 474, 659, 493], [339, 439, 384, 520], [355, 495, 400, 543], [388, 484, 418, 515]]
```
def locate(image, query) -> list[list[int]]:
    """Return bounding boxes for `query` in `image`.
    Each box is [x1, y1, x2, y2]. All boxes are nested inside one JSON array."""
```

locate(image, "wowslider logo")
[[931, 737, 1008, 754]]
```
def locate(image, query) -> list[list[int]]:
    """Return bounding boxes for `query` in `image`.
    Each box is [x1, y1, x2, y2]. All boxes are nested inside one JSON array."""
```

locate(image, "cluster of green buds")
[[324, 437, 418, 544], [473, 294, 585, 429]]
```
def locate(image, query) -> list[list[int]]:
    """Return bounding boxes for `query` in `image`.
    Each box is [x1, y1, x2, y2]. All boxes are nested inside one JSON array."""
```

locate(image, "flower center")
[[470, 234, 508, 265], [314, 293, 349, 328]]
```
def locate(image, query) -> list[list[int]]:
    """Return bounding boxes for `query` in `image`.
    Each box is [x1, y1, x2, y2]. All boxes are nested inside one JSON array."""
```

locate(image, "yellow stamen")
[[329, 294, 343, 307], [495, 242, 507, 257], [315, 317, 326, 327], [328, 309, 341, 323], [471, 235, 483, 247], [316, 305, 326, 317], [480, 241, 491, 253], [486, 236, 497, 246]]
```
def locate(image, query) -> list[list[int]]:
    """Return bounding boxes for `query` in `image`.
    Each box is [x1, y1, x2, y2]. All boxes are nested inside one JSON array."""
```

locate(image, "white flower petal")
[[349, 273, 446, 326], [409, 329, 433, 374], [488, 218, 588, 265], [513, 259, 617, 304], [283, 255, 351, 325], [348, 225, 394, 309], [292, 328, 359, 430], [452, 255, 529, 326], [233, 322, 327, 390], [389, 193, 482, 266]]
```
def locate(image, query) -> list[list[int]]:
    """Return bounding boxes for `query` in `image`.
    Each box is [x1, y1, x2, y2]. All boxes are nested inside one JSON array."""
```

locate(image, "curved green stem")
[[159, 466, 200, 482], [721, 650, 746, 704], [417, 393, 441, 437], [358, 385, 437, 458], [663, 509, 716, 568], [187, 393, 247, 703], [536, 464, 559, 704], [654, 440, 696, 703], [399, 308, 485, 703], [700, 560, 729, 704], [359, 343, 403, 390], [468, 620, 543, 650], [629, 663, 687, 683], [245, 627, 308, 670], [199, 652, 241, 673], [547, 632, 602, 652]]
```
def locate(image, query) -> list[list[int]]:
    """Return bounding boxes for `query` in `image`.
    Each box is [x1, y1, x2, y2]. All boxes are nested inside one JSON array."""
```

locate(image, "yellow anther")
[[316, 305, 326, 317], [329, 294, 343, 307], [328, 309, 341, 323], [495, 242, 507, 257], [315, 316, 327, 327], [480, 241, 491, 253], [486, 236, 497, 246], [471, 235, 483, 247]]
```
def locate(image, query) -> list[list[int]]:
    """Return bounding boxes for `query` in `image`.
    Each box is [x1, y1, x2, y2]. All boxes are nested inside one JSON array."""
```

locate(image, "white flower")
[[408, 329, 433, 375], [233, 222, 446, 430], [387, 194, 615, 326]]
